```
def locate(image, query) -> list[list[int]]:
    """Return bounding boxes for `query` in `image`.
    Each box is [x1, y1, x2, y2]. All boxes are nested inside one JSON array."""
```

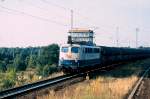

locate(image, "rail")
[[0, 62, 130, 99], [127, 66, 150, 99], [0, 73, 86, 99]]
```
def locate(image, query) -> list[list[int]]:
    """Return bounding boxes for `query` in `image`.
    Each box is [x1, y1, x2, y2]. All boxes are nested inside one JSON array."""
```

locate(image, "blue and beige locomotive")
[[58, 29, 150, 72], [59, 44, 101, 72]]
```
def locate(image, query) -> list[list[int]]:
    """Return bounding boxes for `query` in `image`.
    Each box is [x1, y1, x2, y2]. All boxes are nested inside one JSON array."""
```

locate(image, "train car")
[[58, 44, 150, 73], [99, 46, 150, 66]]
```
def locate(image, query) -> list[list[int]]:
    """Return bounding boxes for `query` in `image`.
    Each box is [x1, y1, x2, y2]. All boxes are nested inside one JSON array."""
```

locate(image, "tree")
[[0, 61, 5, 72], [28, 55, 37, 68], [41, 44, 59, 65], [0, 44, 59, 72], [13, 54, 26, 71]]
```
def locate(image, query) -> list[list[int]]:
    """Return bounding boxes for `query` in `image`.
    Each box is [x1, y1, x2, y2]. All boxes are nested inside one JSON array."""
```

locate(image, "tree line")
[[0, 44, 59, 76]]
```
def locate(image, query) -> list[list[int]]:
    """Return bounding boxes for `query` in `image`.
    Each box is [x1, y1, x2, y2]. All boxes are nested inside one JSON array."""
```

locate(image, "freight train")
[[58, 44, 150, 73]]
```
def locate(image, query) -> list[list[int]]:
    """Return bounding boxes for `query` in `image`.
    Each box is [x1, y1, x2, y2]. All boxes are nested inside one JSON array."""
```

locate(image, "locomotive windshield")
[[61, 47, 68, 53], [71, 47, 79, 53]]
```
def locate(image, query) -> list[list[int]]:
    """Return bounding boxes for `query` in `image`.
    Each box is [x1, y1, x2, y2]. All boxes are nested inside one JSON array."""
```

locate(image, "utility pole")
[[71, 9, 73, 29], [136, 28, 139, 48], [116, 27, 119, 47], [128, 40, 130, 48]]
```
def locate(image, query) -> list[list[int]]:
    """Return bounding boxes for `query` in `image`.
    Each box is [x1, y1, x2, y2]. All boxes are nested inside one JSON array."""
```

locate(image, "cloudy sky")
[[0, 0, 150, 47]]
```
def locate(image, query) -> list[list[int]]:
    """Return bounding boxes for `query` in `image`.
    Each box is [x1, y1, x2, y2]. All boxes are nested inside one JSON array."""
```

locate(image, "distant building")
[[68, 29, 94, 45]]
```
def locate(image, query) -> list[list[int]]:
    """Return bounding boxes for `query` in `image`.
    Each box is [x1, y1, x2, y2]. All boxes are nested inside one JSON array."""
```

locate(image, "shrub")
[[0, 67, 16, 90], [37, 65, 58, 77]]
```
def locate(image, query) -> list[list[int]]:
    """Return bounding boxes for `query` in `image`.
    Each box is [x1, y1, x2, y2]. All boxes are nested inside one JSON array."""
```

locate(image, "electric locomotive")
[[59, 44, 100, 72]]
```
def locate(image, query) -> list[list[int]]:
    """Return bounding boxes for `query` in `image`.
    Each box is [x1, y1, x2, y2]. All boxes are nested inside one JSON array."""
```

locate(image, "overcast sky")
[[0, 0, 150, 47]]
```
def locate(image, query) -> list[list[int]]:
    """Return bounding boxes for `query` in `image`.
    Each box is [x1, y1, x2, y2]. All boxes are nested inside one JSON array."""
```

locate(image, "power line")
[[0, 8, 19, 15], [19, 0, 98, 29], [41, 0, 96, 24], [0, 1, 100, 30], [0, 4, 68, 27], [40, 0, 100, 29], [19, 0, 68, 20], [40, 0, 70, 11]]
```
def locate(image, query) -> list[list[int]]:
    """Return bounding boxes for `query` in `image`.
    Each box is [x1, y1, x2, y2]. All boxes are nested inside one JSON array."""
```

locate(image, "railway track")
[[0, 73, 86, 99], [0, 63, 120, 99], [127, 66, 150, 99], [0, 62, 136, 99]]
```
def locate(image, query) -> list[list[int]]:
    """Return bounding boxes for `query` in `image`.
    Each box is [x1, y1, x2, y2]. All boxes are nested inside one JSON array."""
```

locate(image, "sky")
[[0, 0, 150, 47]]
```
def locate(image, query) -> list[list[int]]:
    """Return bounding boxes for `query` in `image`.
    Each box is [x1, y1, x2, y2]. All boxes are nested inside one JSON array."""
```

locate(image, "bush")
[[1, 79, 15, 89], [43, 65, 58, 77], [37, 65, 58, 77], [0, 67, 16, 90]]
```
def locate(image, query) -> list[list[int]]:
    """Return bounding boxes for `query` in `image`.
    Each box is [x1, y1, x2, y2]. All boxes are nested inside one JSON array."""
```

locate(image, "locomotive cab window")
[[61, 47, 68, 53], [71, 47, 79, 53]]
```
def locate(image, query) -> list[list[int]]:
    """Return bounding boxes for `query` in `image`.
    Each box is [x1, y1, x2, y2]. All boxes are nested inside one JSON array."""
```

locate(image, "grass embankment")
[[0, 68, 63, 91], [16, 68, 63, 87], [37, 59, 150, 99]]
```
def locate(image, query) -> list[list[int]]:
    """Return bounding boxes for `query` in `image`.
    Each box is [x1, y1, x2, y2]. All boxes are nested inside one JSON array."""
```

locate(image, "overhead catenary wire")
[[21, 0, 138, 31], [0, 4, 68, 27], [1, 0, 98, 29], [18, 0, 69, 20], [18, 0, 91, 30], [0, 8, 19, 15], [40, 0, 100, 29], [40, 0, 70, 11]]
